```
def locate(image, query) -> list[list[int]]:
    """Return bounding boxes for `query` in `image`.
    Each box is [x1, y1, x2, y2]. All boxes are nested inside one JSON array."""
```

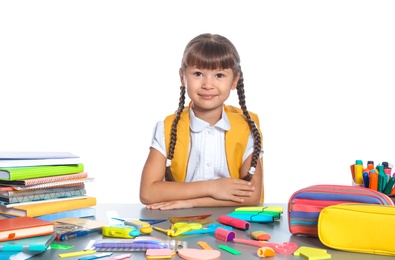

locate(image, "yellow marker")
[[197, 241, 213, 250], [58, 250, 96, 258]]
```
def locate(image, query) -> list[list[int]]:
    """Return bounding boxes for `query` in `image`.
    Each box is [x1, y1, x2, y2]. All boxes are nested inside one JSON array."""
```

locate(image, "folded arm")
[[139, 148, 263, 210]]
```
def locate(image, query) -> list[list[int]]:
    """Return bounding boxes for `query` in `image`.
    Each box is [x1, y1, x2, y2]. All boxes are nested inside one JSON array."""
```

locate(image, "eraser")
[[250, 231, 271, 241], [146, 249, 175, 259]]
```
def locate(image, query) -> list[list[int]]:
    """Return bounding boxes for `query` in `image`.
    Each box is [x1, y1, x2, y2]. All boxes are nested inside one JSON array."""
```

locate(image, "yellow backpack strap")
[[164, 108, 190, 182], [224, 106, 264, 203]]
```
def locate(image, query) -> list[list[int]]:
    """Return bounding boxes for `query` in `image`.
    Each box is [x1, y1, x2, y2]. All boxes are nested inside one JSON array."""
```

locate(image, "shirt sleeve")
[[243, 132, 264, 162], [150, 120, 167, 157]]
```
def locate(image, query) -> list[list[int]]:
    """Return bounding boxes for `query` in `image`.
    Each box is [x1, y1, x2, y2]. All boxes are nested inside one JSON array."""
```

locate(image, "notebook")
[[0, 164, 84, 181], [0, 197, 97, 217], [0, 217, 54, 242], [0, 233, 55, 251], [0, 172, 89, 187]]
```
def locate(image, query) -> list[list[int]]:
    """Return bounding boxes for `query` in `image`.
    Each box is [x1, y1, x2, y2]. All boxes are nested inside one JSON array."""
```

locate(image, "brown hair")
[[165, 33, 262, 182]]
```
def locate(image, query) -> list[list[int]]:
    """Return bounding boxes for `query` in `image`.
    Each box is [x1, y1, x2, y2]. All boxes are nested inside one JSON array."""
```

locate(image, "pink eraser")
[[218, 215, 250, 230], [215, 227, 236, 242]]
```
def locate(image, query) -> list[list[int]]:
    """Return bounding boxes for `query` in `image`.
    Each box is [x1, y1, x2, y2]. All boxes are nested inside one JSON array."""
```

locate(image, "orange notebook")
[[0, 217, 54, 242], [0, 197, 96, 217]]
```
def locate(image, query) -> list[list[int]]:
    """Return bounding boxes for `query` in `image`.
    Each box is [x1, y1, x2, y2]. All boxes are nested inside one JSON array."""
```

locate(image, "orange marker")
[[369, 171, 378, 191]]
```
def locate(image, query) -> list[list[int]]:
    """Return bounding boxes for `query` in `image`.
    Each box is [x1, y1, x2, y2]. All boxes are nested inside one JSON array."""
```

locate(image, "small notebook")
[[0, 233, 55, 251], [0, 217, 54, 242]]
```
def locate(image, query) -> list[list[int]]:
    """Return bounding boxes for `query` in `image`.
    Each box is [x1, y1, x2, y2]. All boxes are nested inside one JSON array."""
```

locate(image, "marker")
[[383, 177, 395, 195], [369, 171, 378, 191], [362, 172, 370, 188], [367, 160, 375, 170], [354, 160, 364, 184], [377, 165, 387, 192]]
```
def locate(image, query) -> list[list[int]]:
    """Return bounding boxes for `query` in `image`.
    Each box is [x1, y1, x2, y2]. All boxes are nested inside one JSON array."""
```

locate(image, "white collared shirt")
[[150, 107, 257, 182]]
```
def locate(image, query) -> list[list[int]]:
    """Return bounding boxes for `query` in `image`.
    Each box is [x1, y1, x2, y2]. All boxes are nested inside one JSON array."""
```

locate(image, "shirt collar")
[[189, 106, 230, 133]]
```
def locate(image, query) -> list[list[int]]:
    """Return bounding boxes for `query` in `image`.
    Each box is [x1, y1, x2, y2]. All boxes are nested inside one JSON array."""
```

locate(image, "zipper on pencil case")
[[302, 185, 394, 205], [289, 198, 360, 212]]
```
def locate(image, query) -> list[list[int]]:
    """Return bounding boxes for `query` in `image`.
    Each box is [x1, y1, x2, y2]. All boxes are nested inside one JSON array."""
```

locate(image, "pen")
[[60, 230, 89, 241]]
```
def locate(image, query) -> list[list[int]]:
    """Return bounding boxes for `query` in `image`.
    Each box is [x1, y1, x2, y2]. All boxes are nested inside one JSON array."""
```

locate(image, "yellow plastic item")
[[318, 204, 395, 256]]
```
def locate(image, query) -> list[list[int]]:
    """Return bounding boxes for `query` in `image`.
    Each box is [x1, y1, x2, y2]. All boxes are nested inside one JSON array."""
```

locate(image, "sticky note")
[[294, 246, 331, 259]]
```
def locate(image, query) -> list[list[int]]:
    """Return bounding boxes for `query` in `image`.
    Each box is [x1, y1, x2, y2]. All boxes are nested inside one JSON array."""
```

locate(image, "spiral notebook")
[[0, 172, 90, 187], [0, 164, 84, 181]]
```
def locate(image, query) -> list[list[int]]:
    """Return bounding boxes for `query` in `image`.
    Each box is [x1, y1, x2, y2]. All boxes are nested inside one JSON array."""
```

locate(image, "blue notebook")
[[0, 233, 55, 252]]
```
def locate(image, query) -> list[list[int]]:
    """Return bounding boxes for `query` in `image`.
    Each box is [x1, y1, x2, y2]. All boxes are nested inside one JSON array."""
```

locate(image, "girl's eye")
[[194, 72, 203, 76], [216, 73, 224, 78]]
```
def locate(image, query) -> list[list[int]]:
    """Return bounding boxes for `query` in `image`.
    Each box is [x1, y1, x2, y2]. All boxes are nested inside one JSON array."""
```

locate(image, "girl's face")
[[180, 66, 239, 115]]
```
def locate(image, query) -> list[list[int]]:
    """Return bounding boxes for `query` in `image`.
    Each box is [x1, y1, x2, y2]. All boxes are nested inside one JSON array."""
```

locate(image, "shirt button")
[[207, 129, 213, 135], [206, 162, 211, 167]]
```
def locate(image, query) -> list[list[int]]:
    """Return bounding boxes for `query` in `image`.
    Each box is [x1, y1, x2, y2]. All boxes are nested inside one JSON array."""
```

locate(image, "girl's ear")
[[231, 72, 240, 90], [179, 68, 185, 86]]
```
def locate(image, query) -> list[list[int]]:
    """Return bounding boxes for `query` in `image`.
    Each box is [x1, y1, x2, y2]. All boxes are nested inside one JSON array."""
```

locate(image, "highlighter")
[[354, 160, 364, 185]]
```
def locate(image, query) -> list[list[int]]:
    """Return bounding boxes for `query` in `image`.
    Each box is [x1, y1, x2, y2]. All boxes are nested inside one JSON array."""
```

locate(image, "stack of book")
[[0, 152, 97, 221], [0, 216, 55, 258]]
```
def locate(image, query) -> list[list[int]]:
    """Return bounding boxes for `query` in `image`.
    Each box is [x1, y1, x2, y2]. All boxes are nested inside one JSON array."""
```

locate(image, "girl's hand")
[[146, 200, 194, 210], [209, 178, 255, 202]]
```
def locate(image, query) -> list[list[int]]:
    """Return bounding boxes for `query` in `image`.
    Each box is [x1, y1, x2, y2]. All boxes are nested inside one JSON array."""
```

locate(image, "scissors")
[[172, 222, 203, 236], [260, 242, 299, 254], [181, 223, 233, 235]]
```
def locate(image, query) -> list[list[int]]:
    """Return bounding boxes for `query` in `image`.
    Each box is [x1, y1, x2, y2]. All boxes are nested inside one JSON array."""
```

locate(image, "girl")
[[139, 33, 264, 210]]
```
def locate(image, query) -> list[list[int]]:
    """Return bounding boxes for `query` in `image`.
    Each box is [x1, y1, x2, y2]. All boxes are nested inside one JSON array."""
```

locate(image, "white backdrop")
[[1, 1, 394, 204]]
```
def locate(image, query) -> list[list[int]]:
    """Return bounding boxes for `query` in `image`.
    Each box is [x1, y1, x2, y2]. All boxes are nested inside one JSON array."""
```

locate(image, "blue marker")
[[362, 172, 370, 188]]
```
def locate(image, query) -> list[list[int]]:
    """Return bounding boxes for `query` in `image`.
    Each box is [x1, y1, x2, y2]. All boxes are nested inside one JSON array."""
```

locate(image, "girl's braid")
[[165, 86, 186, 181], [236, 70, 262, 181]]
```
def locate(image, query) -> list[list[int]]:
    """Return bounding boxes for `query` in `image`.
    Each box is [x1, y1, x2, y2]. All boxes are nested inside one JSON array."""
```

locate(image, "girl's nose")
[[202, 76, 214, 89]]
